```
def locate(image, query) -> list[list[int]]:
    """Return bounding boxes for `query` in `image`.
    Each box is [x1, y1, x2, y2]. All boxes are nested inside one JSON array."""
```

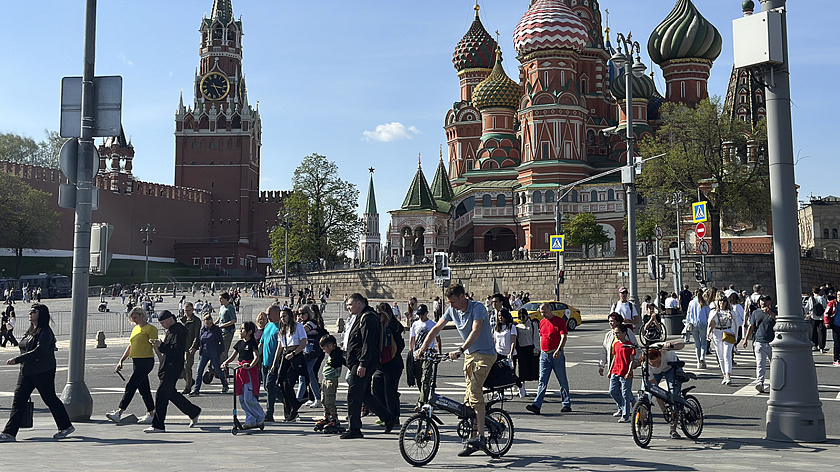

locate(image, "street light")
[[611, 32, 646, 308], [666, 191, 689, 292], [140, 223, 155, 283], [283, 211, 291, 297]]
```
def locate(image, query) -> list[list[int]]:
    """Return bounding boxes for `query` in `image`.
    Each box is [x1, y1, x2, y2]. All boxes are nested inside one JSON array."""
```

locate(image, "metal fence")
[[50, 304, 255, 338]]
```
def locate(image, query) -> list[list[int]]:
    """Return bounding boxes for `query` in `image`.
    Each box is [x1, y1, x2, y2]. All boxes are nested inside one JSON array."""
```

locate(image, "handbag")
[[722, 331, 736, 345], [21, 398, 34, 429], [202, 369, 215, 385]]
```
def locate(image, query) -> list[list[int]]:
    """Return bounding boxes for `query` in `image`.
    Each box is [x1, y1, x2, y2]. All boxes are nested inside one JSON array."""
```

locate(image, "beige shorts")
[[463, 352, 496, 409]]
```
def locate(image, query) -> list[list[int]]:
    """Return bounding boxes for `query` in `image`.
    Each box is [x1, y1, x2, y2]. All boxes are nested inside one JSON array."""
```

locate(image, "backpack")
[[811, 296, 824, 319], [380, 325, 397, 364]]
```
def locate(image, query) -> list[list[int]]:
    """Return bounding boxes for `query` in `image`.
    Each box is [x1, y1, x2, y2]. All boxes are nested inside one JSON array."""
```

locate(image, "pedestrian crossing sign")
[[692, 201, 708, 223], [550, 235, 565, 252]]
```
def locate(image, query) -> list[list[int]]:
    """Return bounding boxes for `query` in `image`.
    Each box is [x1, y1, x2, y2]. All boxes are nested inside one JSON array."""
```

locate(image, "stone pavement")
[[1, 407, 836, 471]]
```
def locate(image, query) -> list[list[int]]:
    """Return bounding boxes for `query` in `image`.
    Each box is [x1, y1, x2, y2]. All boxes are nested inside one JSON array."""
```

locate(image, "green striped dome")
[[472, 49, 522, 110], [647, 0, 722, 65], [610, 71, 656, 101]]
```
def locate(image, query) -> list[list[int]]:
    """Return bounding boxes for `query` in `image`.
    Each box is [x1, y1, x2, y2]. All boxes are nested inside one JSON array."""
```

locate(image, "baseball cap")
[[618, 287, 628, 294]]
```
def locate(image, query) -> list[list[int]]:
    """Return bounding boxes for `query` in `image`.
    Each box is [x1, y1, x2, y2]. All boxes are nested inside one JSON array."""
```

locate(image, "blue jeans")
[[296, 357, 321, 402], [532, 351, 571, 408], [652, 368, 682, 401], [608, 374, 633, 418], [193, 349, 227, 393], [263, 364, 281, 416]]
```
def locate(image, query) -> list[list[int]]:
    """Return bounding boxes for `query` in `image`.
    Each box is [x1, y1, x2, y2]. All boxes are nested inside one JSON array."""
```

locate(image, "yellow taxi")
[[514, 300, 582, 331]]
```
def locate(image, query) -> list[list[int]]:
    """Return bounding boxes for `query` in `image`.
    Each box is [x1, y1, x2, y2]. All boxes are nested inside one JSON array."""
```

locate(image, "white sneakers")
[[189, 412, 200, 428], [137, 413, 154, 424], [518, 386, 527, 398], [309, 400, 322, 409], [105, 410, 123, 422], [143, 427, 165, 433]]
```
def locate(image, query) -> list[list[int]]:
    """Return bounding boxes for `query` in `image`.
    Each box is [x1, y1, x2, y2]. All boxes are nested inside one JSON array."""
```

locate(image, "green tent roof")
[[212, 0, 233, 24], [401, 162, 437, 211], [430, 158, 455, 202], [364, 173, 377, 214]]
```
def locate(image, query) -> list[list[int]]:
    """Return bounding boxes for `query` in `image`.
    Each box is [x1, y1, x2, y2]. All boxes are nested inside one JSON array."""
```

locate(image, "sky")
[[2, 0, 838, 241]]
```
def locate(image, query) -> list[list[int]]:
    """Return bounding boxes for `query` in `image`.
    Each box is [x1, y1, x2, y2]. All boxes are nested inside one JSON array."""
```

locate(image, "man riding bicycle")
[[415, 283, 496, 457]]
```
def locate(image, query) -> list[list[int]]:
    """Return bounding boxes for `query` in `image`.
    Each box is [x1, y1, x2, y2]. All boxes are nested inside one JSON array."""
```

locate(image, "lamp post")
[[756, 0, 825, 442], [666, 191, 689, 292], [611, 32, 646, 308], [283, 211, 290, 297], [140, 223, 155, 283]]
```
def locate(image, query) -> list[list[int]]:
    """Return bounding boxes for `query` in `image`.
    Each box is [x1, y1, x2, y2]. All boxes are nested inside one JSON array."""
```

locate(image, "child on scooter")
[[222, 321, 265, 429]]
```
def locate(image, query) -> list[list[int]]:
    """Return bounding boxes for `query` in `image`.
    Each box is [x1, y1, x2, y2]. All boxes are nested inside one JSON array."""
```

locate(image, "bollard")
[[96, 330, 107, 348]]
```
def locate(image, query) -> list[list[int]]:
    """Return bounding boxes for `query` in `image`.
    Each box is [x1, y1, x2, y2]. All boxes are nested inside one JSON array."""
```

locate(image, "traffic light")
[[90, 223, 114, 275], [433, 252, 450, 281], [694, 262, 703, 283], [558, 270, 565, 285]]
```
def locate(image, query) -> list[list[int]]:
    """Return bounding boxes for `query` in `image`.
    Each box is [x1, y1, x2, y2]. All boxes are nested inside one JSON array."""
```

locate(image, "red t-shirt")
[[539, 315, 567, 352], [610, 339, 635, 376]]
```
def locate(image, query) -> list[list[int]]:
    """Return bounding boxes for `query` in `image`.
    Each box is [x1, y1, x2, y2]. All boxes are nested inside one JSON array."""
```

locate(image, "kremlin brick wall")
[[278, 255, 840, 313]]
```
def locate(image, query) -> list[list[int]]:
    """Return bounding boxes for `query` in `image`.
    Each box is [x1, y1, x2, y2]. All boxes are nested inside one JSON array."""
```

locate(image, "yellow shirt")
[[129, 323, 158, 358]]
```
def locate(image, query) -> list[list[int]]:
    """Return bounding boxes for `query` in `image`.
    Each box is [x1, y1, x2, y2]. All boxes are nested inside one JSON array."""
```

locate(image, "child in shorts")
[[316, 335, 346, 429]]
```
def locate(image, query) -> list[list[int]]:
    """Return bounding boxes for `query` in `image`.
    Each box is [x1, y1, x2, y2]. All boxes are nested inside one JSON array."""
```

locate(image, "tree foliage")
[[0, 130, 63, 168], [0, 172, 60, 277], [638, 98, 770, 254], [566, 212, 611, 257], [269, 154, 360, 269]]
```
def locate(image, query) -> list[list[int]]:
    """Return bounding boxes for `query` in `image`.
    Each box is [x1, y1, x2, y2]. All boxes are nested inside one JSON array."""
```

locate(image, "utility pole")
[[754, 0, 825, 441], [555, 202, 563, 299], [140, 223, 155, 284], [60, 0, 97, 421]]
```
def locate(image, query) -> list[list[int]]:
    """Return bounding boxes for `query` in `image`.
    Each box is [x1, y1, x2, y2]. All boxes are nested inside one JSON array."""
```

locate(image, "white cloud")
[[118, 53, 134, 67], [362, 122, 420, 142]]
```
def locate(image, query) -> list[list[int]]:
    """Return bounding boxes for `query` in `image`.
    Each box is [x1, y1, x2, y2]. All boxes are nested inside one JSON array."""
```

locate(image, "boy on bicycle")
[[415, 283, 497, 457], [644, 341, 686, 439]]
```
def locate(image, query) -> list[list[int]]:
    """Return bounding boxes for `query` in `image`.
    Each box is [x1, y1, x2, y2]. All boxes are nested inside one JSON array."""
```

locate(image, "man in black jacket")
[[341, 293, 395, 439], [146, 310, 201, 433]]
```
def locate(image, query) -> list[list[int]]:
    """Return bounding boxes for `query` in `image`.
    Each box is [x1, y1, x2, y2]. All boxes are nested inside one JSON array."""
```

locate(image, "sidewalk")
[[2, 410, 835, 471]]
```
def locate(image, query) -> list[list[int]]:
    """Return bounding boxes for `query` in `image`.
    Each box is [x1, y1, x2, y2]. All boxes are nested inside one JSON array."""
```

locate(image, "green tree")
[[269, 154, 360, 269], [0, 172, 61, 277], [0, 130, 63, 168], [638, 98, 770, 254], [566, 212, 611, 258]]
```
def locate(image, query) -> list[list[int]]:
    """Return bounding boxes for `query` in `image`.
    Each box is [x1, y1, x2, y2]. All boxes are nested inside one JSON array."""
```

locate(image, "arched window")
[[482, 194, 492, 207], [608, 189, 615, 201], [824, 228, 830, 239], [545, 190, 555, 203], [496, 194, 506, 207], [210, 140, 216, 149], [591, 190, 598, 202], [533, 191, 542, 204], [833, 228, 838, 239], [571, 190, 578, 202]]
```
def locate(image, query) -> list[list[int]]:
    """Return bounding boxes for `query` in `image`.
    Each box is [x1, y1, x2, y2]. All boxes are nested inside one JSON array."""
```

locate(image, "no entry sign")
[[696, 222, 707, 239]]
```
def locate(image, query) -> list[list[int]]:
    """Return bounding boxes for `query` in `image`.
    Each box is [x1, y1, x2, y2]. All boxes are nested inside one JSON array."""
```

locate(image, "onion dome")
[[472, 49, 522, 110], [513, 0, 588, 56], [647, 0, 723, 65], [610, 71, 656, 101], [453, 4, 497, 72]]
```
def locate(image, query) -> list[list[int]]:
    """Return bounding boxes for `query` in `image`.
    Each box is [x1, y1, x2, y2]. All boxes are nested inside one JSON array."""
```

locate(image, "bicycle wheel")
[[485, 408, 514, 457], [399, 413, 440, 466], [680, 395, 704, 439], [631, 401, 653, 448]]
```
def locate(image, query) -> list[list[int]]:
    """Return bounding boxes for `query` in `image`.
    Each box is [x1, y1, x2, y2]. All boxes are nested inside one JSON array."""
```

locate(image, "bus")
[[19, 274, 71, 299]]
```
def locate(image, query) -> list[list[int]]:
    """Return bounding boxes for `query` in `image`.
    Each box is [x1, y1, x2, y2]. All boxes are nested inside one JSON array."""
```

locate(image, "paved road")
[[0, 294, 837, 469]]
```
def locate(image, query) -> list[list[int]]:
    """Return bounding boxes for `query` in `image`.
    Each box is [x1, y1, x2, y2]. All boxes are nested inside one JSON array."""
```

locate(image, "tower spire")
[[365, 168, 377, 215], [211, 0, 233, 24]]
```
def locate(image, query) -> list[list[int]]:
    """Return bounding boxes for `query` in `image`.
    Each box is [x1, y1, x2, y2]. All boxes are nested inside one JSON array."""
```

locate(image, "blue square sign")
[[550, 235, 565, 252]]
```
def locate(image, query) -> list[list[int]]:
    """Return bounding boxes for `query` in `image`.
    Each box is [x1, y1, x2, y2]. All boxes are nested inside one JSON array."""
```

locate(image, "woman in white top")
[[727, 292, 745, 364], [271, 308, 307, 421], [493, 309, 518, 361], [707, 292, 736, 385]]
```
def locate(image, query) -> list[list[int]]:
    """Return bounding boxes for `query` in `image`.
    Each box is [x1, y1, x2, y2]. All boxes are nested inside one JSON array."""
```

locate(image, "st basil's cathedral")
[[383, 0, 727, 262]]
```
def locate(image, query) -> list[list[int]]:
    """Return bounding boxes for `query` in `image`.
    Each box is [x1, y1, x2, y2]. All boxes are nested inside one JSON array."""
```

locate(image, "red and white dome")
[[513, 0, 588, 56]]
